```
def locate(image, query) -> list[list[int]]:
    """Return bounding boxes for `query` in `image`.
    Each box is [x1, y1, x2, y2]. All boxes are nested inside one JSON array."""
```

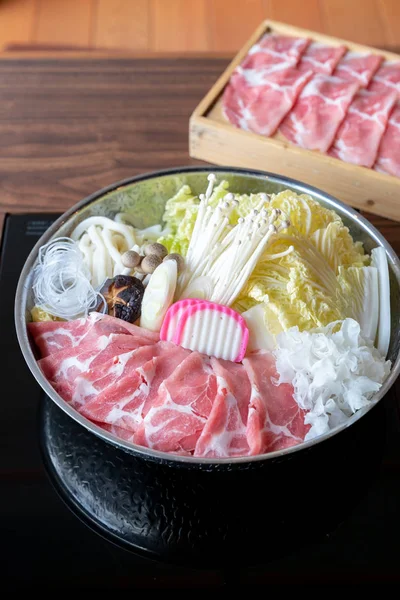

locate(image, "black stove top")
[[2, 213, 400, 588]]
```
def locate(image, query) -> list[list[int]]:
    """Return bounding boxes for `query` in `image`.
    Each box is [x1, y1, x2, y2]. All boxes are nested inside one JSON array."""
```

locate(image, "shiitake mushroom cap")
[[100, 274, 144, 323]]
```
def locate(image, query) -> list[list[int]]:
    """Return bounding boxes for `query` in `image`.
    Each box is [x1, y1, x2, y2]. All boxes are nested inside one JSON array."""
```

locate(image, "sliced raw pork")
[[71, 343, 162, 408], [297, 42, 346, 75], [97, 423, 193, 454], [369, 61, 400, 96], [39, 333, 149, 403], [222, 66, 312, 137], [334, 51, 382, 86], [246, 33, 309, 63], [243, 351, 309, 454], [194, 359, 251, 458], [279, 74, 359, 151], [329, 88, 397, 167], [374, 102, 400, 178], [28, 312, 158, 357], [240, 51, 297, 74], [28, 313, 101, 357], [79, 343, 189, 433], [240, 33, 309, 73], [134, 352, 217, 453], [81, 313, 158, 343]]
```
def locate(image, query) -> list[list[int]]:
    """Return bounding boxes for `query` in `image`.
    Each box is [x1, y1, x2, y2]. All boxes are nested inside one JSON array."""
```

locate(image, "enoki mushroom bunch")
[[178, 174, 292, 306], [32, 237, 105, 320]]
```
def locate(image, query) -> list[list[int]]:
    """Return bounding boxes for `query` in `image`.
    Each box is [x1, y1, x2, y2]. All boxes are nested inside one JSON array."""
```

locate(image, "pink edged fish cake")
[[159, 298, 202, 342], [160, 299, 249, 363]]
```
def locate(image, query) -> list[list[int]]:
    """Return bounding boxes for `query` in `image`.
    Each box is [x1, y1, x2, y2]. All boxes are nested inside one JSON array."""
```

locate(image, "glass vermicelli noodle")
[[32, 237, 105, 320]]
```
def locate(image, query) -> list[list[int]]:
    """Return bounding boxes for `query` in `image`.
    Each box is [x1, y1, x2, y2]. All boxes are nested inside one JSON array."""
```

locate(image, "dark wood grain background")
[[0, 55, 399, 256]]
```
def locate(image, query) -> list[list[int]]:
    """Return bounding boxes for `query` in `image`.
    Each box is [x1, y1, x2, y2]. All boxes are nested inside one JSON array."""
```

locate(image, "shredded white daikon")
[[274, 318, 391, 440], [32, 237, 105, 320]]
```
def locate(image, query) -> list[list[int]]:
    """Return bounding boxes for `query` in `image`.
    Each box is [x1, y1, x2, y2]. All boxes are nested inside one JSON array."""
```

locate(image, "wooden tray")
[[189, 20, 400, 222]]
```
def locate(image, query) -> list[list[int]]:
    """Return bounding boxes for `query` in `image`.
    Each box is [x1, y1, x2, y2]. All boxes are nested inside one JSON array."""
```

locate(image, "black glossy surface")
[[40, 392, 387, 566], [2, 213, 400, 587]]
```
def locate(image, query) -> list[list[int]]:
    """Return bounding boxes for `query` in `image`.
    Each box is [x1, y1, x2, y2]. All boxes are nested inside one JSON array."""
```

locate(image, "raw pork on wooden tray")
[[222, 66, 312, 137], [279, 74, 359, 151], [374, 102, 400, 177], [369, 61, 400, 96], [329, 88, 397, 167], [334, 51, 382, 86], [222, 32, 312, 137], [242, 33, 310, 70], [297, 42, 346, 75]]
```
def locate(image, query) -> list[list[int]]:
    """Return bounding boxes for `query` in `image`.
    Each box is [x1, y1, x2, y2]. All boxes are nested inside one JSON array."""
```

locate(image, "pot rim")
[[15, 165, 400, 466]]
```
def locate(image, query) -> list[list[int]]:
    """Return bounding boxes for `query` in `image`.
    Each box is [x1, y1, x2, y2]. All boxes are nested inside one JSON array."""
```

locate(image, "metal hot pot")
[[15, 167, 400, 565]]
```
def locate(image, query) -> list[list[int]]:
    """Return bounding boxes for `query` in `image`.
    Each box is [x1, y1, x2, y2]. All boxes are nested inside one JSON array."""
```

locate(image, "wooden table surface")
[[1, 0, 400, 55], [0, 52, 399, 258]]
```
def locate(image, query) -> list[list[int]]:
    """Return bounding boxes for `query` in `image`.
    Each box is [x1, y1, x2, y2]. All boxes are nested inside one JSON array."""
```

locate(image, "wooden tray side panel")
[[189, 116, 400, 221]]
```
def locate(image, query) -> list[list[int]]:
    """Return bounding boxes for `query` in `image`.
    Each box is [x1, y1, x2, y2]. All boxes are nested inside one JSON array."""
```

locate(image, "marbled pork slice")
[[79, 343, 190, 433], [369, 61, 400, 97], [222, 66, 312, 137], [194, 358, 251, 458], [247, 33, 309, 63], [243, 351, 310, 454], [374, 102, 400, 178], [39, 333, 144, 402], [240, 33, 309, 73], [71, 342, 162, 408], [280, 74, 359, 152], [297, 42, 347, 75], [329, 88, 397, 167], [28, 312, 158, 357], [334, 51, 382, 86], [134, 352, 217, 453]]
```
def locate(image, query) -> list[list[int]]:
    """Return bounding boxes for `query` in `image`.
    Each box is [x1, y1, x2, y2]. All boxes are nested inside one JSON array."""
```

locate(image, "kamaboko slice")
[[160, 298, 202, 342], [161, 300, 249, 362]]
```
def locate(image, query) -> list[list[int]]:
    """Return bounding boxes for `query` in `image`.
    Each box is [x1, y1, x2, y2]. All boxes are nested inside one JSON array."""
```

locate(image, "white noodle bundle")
[[33, 237, 105, 320], [71, 216, 135, 287], [70, 215, 167, 288]]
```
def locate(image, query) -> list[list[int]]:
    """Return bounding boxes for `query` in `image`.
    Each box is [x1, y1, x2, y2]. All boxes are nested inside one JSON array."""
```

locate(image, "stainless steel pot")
[[15, 166, 400, 563], [15, 166, 400, 466]]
